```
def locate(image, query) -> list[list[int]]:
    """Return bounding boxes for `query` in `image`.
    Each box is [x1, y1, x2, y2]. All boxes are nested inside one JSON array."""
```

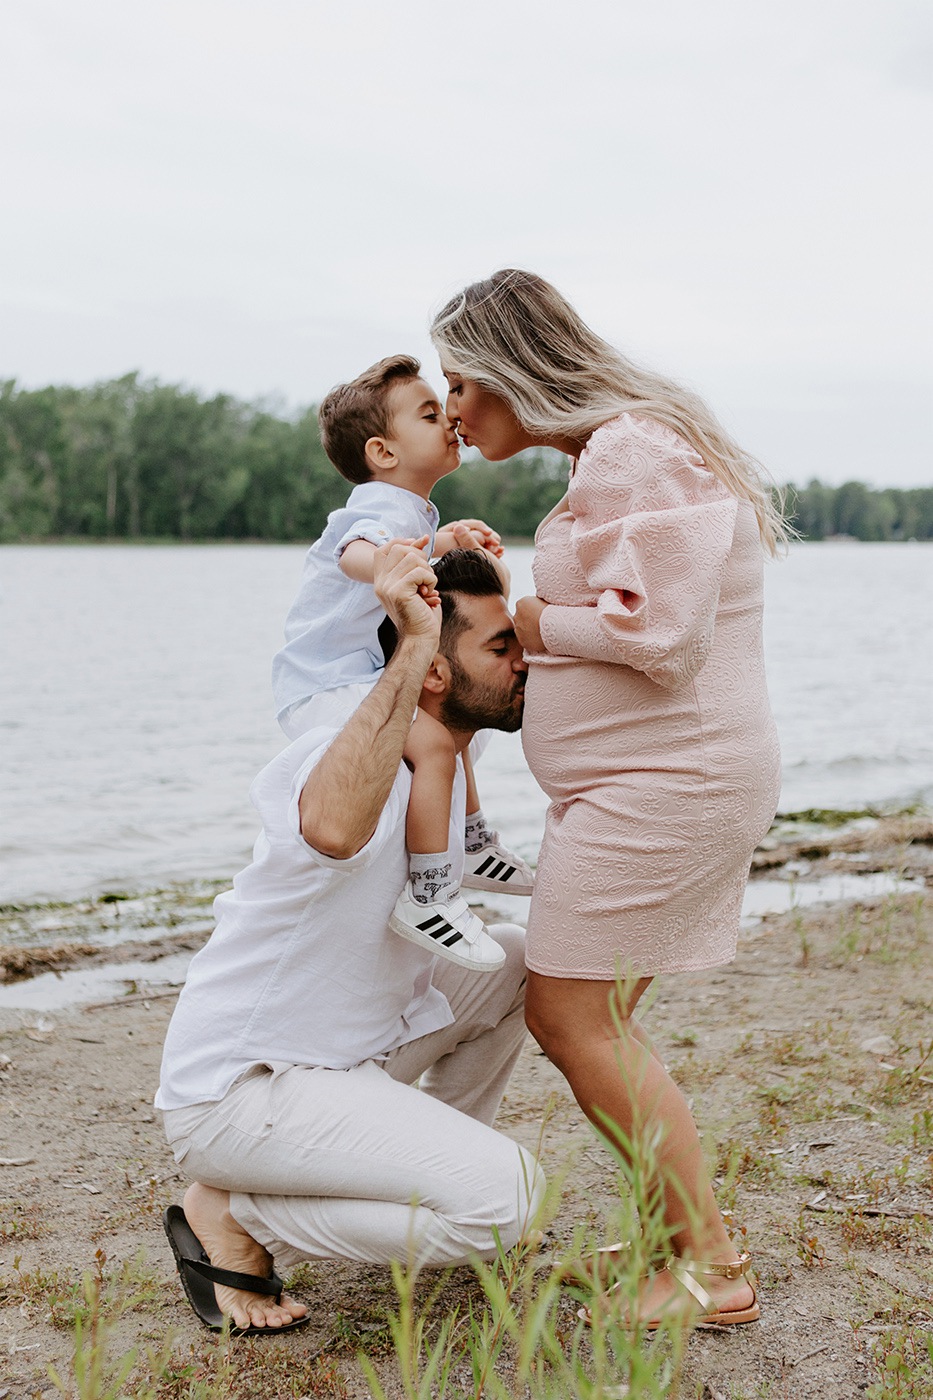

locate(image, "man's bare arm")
[[298, 543, 440, 859]]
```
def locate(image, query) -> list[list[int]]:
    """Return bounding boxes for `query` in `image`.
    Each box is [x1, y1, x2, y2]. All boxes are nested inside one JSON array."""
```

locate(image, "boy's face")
[[381, 377, 462, 485]]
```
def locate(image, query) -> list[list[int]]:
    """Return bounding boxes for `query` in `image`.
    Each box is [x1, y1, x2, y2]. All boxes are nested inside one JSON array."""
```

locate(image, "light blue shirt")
[[272, 482, 439, 721]]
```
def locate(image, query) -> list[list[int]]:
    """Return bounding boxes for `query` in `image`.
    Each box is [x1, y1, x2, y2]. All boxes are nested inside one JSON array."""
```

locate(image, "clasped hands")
[[373, 524, 548, 655]]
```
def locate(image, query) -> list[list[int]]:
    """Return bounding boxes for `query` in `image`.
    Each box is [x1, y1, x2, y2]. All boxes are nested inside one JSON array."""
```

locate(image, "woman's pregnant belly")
[[520, 654, 706, 800], [521, 636, 778, 810]]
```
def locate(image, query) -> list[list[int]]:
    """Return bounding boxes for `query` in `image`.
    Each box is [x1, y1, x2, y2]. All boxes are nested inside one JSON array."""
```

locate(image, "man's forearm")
[[298, 634, 436, 858]]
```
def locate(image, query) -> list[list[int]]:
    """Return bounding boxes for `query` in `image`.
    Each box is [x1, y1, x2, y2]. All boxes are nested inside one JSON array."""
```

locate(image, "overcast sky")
[[2, 0, 931, 486]]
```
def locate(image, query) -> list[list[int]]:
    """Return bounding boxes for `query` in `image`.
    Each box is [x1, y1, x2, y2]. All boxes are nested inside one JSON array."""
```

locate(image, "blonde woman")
[[431, 269, 783, 1329]]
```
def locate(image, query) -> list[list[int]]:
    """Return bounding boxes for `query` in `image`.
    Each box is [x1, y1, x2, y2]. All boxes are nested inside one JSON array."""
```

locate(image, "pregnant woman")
[[431, 269, 784, 1329]]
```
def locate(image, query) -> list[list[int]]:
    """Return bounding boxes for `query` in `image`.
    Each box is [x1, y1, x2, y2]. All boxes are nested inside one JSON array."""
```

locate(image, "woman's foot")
[[583, 1253, 757, 1329], [183, 1183, 307, 1331]]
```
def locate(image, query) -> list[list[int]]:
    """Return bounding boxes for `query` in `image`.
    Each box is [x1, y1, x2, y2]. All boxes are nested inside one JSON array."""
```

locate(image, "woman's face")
[[441, 370, 534, 461]]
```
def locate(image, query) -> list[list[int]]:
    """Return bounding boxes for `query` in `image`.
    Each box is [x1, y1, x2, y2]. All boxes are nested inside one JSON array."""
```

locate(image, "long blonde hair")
[[431, 268, 787, 555]]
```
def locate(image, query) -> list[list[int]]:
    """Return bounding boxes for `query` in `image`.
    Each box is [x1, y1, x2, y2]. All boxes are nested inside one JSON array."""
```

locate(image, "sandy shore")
[[1, 812, 931, 1398]]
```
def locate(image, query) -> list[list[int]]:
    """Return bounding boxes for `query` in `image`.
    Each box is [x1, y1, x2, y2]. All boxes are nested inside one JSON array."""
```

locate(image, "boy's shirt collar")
[[348, 480, 439, 523]]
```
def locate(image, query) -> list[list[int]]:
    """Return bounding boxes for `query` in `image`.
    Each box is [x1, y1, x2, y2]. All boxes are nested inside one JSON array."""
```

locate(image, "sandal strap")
[[181, 1256, 284, 1298], [666, 1251, 751, 1282], [666, 1253, 751, 1312]]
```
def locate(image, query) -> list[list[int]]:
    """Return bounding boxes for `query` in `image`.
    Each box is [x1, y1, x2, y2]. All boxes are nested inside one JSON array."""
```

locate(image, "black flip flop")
[[163, 1204, 310, 1337]]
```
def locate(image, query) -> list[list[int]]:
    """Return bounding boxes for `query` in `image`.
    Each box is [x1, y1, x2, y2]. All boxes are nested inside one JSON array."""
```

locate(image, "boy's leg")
[[393, 713, 505, 971], [404, 710, 457, 899], [459, 749, 536, 897], [463, 747, 481, 818]]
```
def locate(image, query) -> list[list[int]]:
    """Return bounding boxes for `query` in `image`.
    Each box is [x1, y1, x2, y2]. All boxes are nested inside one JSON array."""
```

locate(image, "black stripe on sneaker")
[[488, 860, 507, 880], [416, 913, 464, 947], [473, 855, 495, 875]]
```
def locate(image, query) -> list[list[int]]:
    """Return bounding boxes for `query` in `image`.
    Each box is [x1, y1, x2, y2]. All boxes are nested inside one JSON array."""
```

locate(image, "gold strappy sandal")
[[664, 1252, 760, 1329], [578, 1251, 760, 1330]]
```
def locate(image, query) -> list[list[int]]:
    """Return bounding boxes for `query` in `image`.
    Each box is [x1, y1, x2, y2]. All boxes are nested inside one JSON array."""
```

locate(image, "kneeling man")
[[156, 545, 544, 1334]]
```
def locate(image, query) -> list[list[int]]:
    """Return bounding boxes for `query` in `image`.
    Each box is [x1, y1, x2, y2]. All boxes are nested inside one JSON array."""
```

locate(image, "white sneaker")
[[389, 882, 506, 972], [462, 842, 535, 896]]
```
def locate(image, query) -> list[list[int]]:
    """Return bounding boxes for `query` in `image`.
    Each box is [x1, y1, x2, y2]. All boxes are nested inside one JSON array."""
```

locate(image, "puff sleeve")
[[537, 416, 739, 689]]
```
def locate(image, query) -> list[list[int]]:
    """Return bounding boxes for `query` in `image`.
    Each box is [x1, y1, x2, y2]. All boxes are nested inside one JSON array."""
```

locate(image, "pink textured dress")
[[522, 413, 781, 978]]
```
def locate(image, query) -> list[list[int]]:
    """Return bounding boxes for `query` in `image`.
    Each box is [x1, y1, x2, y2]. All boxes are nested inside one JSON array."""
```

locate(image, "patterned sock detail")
[[464, 809, 499, 855], [410, 855, 455, 904]]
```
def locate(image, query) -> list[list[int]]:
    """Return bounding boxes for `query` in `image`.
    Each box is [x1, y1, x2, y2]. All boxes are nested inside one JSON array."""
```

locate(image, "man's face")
[[439, 592, 527, 733]]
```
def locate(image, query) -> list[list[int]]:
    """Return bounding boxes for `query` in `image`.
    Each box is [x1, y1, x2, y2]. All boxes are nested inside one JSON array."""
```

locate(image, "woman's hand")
[[514, 595, 548, 654]]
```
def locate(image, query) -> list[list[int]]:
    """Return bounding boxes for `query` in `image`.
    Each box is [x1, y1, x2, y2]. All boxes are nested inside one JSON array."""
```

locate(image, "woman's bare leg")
[[524, 971, 753, 1320]]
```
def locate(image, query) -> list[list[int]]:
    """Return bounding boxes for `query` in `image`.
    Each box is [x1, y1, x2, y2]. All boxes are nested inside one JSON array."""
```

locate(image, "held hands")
[[372, 537, 442, 645], [513, 595, 548, 654], [435, 518, 504, 558]]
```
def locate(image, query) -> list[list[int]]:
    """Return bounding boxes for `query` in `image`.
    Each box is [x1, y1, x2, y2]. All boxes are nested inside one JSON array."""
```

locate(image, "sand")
[[1, 813, 931, 1398]]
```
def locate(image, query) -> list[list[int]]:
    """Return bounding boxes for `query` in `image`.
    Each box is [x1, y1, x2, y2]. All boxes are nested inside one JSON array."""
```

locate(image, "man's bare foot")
[[183, 1183, 307, 1331]]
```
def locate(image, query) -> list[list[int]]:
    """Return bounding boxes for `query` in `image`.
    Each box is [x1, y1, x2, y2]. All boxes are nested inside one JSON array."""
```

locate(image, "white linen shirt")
[[155, 726, 487, 1112], [272, 482, 439, 722]]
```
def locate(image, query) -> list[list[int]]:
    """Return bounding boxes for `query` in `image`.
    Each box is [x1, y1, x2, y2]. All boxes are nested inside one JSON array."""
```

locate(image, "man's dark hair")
[[318, 353, 421, 485], [434, 549, 505, 652], [377, 549, 505, 664]]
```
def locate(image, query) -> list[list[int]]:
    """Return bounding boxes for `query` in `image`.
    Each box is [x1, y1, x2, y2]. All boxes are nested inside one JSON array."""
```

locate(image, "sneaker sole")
[[388, 913, 505, 972], [461, 873, 534, 895]]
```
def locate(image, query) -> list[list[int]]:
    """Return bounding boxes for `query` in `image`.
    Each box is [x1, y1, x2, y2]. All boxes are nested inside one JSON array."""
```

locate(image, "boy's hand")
[[435, 519, 504, 557]]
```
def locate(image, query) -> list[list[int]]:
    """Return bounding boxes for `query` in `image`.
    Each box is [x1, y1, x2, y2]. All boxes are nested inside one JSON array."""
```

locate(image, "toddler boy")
[[272, 354, 533, 971]]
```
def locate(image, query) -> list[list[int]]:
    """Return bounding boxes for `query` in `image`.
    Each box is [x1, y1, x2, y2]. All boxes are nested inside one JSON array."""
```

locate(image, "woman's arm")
[[528, 419, 739, 687]]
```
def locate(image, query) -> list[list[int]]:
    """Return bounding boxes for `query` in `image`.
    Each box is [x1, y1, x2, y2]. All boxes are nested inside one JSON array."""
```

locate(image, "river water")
[[2, 541, 931, 906]]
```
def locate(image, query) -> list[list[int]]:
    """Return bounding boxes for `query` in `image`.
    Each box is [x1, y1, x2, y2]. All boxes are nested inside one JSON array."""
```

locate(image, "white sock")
[[464, 809, 498, 855], [409, 854, 457, 905]]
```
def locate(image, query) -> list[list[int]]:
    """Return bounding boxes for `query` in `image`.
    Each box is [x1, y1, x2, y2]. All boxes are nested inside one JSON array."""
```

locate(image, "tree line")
[[1, 375, 930, 543]]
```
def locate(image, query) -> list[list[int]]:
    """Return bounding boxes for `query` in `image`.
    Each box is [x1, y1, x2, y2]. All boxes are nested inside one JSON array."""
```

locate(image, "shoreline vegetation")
[[3, 375, 933, 545], [1, 807, 932, 1397]]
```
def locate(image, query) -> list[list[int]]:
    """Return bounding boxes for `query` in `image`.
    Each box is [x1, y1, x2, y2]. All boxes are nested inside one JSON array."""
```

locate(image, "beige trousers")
[[162, 924, 544, 1272]]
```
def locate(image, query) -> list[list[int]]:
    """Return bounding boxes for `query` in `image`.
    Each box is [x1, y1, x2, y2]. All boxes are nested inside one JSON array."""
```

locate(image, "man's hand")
[[373, 538, 442, 645], [514, 595, 548, 654], [299, 540, 443, 861]]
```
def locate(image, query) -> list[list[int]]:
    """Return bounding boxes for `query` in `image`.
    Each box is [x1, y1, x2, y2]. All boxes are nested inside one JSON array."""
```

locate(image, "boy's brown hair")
[[318, 354, 421, 484]]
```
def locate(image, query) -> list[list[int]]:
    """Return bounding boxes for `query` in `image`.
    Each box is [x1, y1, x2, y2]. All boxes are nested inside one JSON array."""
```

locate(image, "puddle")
[[0, 951, 192, 1012], [741, 872, 923, 921]]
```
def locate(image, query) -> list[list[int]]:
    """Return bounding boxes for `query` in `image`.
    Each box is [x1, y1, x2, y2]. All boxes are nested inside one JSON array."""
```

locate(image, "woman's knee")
[[524, 977, 576, 1066]]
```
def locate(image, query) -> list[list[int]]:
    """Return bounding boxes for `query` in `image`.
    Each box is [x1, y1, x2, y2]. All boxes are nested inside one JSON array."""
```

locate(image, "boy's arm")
[[338, 538, 378, 583], [339, 533, 430, 583]]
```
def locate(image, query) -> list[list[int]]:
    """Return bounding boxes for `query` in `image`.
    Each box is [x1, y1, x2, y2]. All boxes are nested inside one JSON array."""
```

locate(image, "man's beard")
[[441, 654, 525, 733]]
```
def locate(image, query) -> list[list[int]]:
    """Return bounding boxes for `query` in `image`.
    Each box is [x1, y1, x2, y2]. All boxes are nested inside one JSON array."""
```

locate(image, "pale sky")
[[2, 0, 931, 487]]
